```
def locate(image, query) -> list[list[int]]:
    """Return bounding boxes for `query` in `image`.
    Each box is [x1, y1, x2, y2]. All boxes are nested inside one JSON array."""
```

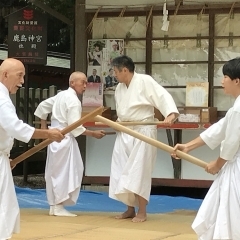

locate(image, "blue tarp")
[[16, 187, 202, 213]]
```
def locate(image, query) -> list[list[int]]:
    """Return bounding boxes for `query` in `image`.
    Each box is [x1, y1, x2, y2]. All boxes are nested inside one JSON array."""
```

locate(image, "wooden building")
[[1, 0, 240, 187], [77, 0, 240, 188]]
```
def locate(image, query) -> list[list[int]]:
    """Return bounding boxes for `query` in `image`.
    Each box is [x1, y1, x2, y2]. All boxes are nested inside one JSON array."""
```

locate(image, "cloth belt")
[[120, 118, 157, 131], [50, 120, 74, 137]]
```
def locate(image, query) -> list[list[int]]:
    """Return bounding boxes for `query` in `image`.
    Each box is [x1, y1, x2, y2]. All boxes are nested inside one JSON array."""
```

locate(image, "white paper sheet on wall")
[[186, 82, 209, 107]]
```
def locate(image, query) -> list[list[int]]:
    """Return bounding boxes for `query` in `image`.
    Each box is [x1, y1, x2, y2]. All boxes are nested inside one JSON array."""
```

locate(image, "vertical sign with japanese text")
[[8, 8, 47, 65]]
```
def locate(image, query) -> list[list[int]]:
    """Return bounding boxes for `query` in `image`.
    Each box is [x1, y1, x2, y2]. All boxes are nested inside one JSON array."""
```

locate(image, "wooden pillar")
[[208, 10, 215, 107], [75, 0, 87, 72], [23, 64, 29, 182], [70, 25, 75, 73], [75, 0, 87, 172], [146, 12, 153, 75]]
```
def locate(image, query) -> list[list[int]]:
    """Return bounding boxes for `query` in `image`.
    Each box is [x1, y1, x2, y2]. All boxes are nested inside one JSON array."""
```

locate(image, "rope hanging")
[[174, 0, 182, 17], [198, 5, 205, 20], [86, 6, 102, 33], [146, 5, 153, 30], [118, 6, 127, 18], [228, 2, 235, 18]]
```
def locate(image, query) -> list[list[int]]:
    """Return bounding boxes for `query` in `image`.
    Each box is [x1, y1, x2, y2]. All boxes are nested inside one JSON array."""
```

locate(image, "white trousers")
[[45, 122, 83, 206], [109, 125, 157, 207], [0, 152, 20, 240]]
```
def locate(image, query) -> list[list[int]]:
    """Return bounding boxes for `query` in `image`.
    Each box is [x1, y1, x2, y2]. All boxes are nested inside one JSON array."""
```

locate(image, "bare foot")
[[115, 210, 136, 219], [132, 213, 147, 223]]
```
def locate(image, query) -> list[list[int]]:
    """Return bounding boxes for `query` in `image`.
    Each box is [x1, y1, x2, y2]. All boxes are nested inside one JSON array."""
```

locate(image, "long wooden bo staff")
[[94, 115, 207, 169], [11, 107, 104, 166], [95, 121, 164, 126]]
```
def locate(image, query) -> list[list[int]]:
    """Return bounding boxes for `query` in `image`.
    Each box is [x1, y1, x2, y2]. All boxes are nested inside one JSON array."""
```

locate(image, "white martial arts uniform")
[[109, 73, 179, 207], [192, 95, 240, 240], [0, 82, 34, 240], [34, 87, 86, 206]]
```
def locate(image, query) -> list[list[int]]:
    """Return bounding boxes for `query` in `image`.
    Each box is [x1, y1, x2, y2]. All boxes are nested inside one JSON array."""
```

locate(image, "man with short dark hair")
[[109, 55, 179, 223], [172, 57, 240, 239]]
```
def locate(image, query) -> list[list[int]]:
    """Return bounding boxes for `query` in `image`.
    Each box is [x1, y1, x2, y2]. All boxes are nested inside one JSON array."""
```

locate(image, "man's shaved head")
[[69, 71, 86, 84], [69, 71, 87, 95], [0, 58, 25, 94], [0, 58, 24, 73]]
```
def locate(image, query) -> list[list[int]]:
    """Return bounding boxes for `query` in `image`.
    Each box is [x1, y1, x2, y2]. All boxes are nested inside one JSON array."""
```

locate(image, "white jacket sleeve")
[[34, 96, 56, 120], [220, 111, 240, 161], [145, 77, 179, 118], [0, 101, 34, 143], [200, 117, 226, 150]]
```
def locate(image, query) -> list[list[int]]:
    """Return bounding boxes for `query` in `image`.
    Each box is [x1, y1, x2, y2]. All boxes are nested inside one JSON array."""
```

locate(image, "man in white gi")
[[172, 57, 240, 239], [110, 55, 179, 223], [34, 71, 106, 217], [0, 58, 64, 240]]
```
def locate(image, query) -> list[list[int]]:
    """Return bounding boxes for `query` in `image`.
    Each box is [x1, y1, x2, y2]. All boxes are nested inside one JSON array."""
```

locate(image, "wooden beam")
[[85, 3, 240, 14], [28, 0, 72, 25]]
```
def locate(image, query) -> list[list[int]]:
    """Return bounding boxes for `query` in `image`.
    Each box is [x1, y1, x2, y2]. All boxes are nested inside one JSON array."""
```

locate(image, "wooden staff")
[[94, 115, 207, 169], [95, 121, 165, 126], [105, 131, 116, 135], [11, 107, 104, 166]]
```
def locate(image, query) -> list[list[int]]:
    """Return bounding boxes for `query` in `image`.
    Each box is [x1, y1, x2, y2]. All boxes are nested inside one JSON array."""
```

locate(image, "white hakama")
[[45, 122, 83, 206], [34, 87, 85, 206], [0, 82, 34, 239], [109, 125, 157, 206], [192, 96, 240, 240], [0, 152, 20, 240], [109, 73, 178, 206]]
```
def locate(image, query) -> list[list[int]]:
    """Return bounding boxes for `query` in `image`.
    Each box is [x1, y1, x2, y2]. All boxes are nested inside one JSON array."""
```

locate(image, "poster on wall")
[[82, 82, 103, 107], [186, 82, 209, 107], [83, 39, 124, 107]]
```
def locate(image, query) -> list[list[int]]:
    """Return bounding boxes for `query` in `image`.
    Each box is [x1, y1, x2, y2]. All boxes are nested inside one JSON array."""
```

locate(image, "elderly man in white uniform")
[[0, 58, 64, 240], [110, 55, 179, 223], [34, 72, 106, 217], [172, 57, 240, 240]]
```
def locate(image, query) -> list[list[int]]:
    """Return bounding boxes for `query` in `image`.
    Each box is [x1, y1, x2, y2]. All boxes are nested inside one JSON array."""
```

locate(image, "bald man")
[[34, 71, 106, 217], [0, 58, 64, 240]]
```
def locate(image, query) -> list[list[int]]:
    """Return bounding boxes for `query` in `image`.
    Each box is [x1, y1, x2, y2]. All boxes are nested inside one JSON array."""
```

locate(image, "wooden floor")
[[13, 209, 197, 240]]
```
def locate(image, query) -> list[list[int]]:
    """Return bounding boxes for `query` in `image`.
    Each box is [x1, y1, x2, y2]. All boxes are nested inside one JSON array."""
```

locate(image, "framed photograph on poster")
[[102, 39, 124, 90], [107, 39, 124, 65], [87, 66, 102, 83], [87, 39, 106, 66]]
